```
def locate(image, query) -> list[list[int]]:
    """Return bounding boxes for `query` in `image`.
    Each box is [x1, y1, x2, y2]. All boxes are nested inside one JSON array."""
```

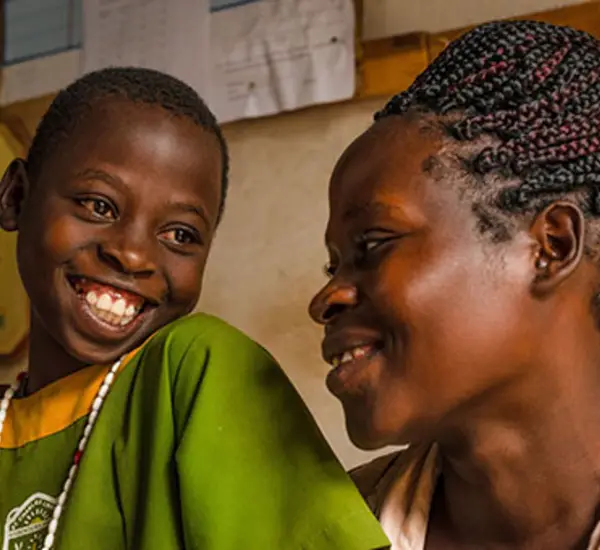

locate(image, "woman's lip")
[[325, 347, 384, 397], [322, 331, 384, 364], [328, 343, 382, 367]]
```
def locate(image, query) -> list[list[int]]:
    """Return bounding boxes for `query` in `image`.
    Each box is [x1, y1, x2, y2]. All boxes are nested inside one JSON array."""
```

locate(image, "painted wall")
[[0, 125, 28, 383], [363, 0, 592, 38], [199, 98, 389, 467]]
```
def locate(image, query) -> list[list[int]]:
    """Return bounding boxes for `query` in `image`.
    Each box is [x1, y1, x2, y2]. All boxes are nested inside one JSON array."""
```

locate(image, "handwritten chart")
[[2, 0, 355, 123]]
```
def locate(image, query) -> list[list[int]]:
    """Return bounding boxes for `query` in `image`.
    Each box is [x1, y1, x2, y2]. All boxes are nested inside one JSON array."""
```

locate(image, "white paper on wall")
[[207, 0, 355, 122], [81, 0, 355, 122]]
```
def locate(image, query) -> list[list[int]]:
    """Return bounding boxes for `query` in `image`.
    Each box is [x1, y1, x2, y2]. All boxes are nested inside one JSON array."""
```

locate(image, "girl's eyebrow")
[[73, 168, 125, 191], [166, 200, 210, 228]]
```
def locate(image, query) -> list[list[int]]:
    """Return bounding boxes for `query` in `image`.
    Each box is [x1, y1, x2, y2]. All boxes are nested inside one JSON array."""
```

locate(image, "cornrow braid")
[[376, 20, 600, 226]]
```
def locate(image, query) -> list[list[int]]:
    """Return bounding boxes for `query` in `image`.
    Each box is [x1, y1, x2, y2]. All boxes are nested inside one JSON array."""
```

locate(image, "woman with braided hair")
[[309, 19, 600, 550]]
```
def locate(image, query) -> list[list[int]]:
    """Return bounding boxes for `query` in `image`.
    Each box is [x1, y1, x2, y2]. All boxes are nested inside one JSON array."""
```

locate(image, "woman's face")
[[309, 114, 541, 450]]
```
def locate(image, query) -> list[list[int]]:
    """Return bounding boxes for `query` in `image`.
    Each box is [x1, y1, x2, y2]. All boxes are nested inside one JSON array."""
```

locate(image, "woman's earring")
[[535, 254, 549, 271]]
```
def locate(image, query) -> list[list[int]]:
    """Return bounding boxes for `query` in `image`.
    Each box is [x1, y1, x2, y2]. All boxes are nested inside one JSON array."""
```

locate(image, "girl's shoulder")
[[140, 312, 273, 371], [152, 312, 264, 351], [130, 313, 279, 402]]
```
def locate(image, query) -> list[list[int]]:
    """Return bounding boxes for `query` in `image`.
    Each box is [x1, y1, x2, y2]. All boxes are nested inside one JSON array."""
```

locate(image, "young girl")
[[0, 67, 389, 550], [310, 20, 600, 550]]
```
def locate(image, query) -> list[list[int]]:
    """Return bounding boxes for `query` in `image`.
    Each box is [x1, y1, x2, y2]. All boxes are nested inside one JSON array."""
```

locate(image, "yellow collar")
[[1, 348, 139, 449]]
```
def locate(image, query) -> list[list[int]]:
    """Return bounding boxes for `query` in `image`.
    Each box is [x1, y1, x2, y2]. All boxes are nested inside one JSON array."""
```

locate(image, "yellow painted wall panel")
[[0, 125, 28, 367]]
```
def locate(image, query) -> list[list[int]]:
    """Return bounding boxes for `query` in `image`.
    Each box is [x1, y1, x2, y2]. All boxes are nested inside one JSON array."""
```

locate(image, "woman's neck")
[[26, 314, 87, 394], [437, 367, 600, 549]]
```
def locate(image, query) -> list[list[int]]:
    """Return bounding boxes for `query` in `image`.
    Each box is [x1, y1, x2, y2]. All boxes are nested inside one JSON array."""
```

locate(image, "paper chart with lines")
[[2, 0, 355, 122], [81, 0, 355, 123], [208, 0, 355, 122]]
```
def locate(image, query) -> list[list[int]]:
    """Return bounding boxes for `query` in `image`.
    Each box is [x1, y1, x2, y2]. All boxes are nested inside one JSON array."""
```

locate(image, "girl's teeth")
[[353, 347, 366, 359], [82, 291, 141, 327], [97, 309, 111, 322], [341, 351, 353, 364], [111, 298, 126, 316], [97, 294, 112, 311]]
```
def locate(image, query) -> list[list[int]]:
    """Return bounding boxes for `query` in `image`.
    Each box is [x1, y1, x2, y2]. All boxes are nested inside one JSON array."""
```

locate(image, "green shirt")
[[0, 313, 389, 549]]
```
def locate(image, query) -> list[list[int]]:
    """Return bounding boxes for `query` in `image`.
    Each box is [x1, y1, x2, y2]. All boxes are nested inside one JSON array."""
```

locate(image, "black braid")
[[377, 20, 600, 240], [27, 67, 229, 222]]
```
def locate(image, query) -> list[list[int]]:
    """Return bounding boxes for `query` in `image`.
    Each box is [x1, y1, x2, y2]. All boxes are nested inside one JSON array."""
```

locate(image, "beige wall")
[[0, 125, 28, 384], [363, 0, 592, 38], [198, 97, 389, 467]]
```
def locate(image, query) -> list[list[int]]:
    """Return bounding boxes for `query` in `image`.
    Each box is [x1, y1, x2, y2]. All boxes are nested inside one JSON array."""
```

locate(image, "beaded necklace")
[[0, 358, 123, 549]]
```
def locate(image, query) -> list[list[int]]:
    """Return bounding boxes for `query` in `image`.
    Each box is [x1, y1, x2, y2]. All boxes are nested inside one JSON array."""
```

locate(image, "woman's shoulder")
[[350, 452, 404, 498], [349, 445, 436, 517]]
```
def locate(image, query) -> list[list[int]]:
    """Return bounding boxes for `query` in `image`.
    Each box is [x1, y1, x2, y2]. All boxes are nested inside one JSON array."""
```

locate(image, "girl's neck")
[[26, 314, 87, 395]]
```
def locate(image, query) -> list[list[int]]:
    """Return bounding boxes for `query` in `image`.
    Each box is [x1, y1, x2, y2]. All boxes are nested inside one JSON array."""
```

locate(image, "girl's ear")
[[0, 159, 30, 232]]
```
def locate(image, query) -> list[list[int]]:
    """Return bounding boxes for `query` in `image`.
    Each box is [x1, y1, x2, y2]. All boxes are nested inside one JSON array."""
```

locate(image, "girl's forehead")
[[35, 101, 222, 225], [49, 100, 219, 174]]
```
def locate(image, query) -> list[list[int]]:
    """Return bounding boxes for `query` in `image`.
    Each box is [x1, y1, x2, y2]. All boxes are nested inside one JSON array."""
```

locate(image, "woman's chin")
[[344, 410, 419, 451], [346, 420, 397, 451]]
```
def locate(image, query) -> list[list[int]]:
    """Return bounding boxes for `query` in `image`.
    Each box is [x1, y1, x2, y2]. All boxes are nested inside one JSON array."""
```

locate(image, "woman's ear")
[[0, 159, 30, 232], [529, 201, 585, 295]]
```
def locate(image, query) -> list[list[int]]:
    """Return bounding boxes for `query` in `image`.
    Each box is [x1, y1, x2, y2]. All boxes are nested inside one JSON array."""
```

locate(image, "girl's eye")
[[79, 198, 116, 220], [160, 228, 199, 246]]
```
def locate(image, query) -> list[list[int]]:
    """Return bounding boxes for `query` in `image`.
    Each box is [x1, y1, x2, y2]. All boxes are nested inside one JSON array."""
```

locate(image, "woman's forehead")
[[330, 116, 449, 201]]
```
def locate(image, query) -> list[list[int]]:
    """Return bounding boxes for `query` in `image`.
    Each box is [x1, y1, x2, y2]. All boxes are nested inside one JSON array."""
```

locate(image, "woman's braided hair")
[[377, 20, 600, 245]]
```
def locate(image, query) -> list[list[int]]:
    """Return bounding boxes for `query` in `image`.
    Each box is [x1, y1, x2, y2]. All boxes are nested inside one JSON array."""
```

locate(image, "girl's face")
[[309, 114, 544, 450], [1, 98, 223, 368]]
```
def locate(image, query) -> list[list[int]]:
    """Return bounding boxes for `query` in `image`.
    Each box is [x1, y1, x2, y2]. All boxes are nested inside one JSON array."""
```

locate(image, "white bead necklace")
[[0, 358, 123, 549]]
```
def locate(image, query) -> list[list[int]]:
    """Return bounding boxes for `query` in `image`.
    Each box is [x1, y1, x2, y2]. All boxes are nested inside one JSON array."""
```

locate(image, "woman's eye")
[[79, 198, 116, 220], [323, 262, 337, 278], [161, 228, 199, 246], [358, 238, 384, 255], [355, 233, 399, 266], [363, 240, 381, 252]]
